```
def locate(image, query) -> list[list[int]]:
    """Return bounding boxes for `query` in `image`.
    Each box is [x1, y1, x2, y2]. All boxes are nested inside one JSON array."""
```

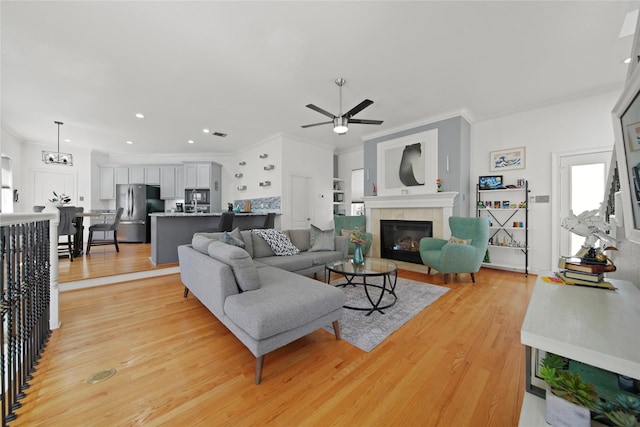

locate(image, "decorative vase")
[[352, 243, 364, 265]]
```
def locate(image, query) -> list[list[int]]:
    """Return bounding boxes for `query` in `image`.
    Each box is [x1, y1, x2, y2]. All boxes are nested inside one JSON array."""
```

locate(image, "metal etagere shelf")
[[476, 180, 529, 275]]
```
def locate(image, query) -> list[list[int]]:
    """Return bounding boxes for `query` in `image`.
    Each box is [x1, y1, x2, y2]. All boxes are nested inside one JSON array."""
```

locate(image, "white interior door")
[[34, 170, 75, 205], [559, 150, 611, 257], [289, 174, 311, 229]]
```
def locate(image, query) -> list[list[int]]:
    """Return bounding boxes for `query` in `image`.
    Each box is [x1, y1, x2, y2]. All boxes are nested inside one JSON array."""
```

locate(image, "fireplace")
[[380, 220, 433, 264]]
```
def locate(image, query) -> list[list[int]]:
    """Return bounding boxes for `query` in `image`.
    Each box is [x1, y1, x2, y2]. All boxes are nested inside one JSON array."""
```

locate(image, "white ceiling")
[[1, 1, 637, 156]]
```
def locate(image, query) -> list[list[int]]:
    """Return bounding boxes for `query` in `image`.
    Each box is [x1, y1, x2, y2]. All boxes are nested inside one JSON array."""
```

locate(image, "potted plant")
[[349, 227, 366, 265], [594, 395, 640, 427], [539, 353, 599, 427], [48, 191, 71, 206]]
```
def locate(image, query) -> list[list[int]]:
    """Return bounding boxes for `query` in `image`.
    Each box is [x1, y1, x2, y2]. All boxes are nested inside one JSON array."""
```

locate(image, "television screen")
[[479, 175, 503, 190]]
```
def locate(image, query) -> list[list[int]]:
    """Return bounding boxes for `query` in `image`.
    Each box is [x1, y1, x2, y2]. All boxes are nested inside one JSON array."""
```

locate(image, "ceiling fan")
[[301, 78, 383, 134]]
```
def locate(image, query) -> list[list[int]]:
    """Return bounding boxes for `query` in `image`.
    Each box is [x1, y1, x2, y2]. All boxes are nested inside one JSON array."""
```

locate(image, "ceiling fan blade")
[[344, 99, 374, 118], [348, 119, 384, 125], [301, 121, 333, 128], [306, 104, 336, 119]]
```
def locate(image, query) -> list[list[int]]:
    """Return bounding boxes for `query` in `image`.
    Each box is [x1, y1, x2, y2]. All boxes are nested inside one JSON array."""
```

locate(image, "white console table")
[[519, 275, 640, 425]]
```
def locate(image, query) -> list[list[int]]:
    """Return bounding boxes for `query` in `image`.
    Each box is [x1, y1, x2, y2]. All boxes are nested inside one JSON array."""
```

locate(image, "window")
[[1, 155, 13, 213], [351, 168, 364, 216]]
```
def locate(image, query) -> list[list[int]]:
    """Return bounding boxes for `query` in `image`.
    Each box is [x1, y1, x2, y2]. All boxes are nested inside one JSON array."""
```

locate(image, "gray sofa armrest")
[[334, 235, 348, 258]]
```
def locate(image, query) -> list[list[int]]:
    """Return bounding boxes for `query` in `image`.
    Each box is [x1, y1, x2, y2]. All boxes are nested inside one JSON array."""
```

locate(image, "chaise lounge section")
[[178, 228, 347, 383]]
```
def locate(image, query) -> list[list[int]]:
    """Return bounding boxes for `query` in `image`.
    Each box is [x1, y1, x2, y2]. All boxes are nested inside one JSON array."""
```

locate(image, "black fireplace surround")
[[380, 220, 433, 264]]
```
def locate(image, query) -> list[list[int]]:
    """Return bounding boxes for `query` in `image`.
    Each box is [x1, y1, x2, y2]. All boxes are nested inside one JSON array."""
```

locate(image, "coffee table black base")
[[333, 272, 398, 316]]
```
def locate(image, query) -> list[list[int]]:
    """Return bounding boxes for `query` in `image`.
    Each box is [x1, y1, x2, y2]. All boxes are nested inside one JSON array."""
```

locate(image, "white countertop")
[[521, 275, 640, 379], [150, 212, 275, 217]]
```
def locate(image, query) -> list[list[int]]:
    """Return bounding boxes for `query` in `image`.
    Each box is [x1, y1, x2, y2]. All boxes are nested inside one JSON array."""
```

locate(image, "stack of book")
[[556, 256, 614, 289]]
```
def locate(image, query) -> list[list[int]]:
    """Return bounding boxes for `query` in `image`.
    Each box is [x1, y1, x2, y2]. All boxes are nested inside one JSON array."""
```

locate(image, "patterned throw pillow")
[[309, 224, 335, 252], [219, 227, 245, 248], [251, 229, 300, 256], [448, 235, 472, 245]]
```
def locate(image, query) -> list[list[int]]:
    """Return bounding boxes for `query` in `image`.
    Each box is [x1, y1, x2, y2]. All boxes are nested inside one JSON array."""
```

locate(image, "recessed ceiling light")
[[126, 140, 133, 145], [188, 140, 194, 144], [624, 57, 632, 64], [64, 139, 71, 142], [202, 128, 210, 133], [135, 113, 145, 119]]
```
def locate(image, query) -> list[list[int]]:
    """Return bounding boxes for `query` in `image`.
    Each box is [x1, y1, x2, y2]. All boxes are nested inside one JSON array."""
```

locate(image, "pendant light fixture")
[[42, 121, 73, 166]]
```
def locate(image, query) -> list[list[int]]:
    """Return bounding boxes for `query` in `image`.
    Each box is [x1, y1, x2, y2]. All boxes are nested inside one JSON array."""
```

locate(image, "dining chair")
[[57, 206, 77, 261], [217, 212, 235, 232], [86, 207, 124, 254], [261, 212, 275, 229]]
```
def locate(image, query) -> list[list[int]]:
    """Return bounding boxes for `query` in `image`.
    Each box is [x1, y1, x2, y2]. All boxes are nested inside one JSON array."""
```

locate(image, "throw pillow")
[[448, 236, 472, 245], [219, 227, 245, 248], [309, 224, 335, 252], [251, 229, 300, 256], [207, 240, 261, 292]]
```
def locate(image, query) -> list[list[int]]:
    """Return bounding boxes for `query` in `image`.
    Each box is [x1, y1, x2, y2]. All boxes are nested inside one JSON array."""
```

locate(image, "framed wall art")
[[376, 129, 438, 196], [490, 147, 526, 171]]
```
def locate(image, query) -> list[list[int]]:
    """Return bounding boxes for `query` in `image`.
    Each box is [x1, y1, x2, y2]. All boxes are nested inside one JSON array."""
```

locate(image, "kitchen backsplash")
[[233, 196, 281, 213]]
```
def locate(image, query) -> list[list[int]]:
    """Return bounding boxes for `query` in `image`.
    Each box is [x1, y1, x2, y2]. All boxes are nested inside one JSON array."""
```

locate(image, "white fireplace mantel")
[[363, 192, 458, 209]]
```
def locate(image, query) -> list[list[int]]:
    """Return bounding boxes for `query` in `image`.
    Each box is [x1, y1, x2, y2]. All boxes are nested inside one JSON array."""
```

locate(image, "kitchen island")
[[150, 212, 277, 265]]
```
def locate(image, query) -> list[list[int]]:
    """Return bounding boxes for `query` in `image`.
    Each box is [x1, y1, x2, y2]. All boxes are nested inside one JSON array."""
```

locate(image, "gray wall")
[[363, 116, 471, 216]]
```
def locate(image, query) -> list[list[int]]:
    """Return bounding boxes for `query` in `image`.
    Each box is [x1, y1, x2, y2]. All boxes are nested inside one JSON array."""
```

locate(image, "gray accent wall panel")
[[363, 116, 471, 216]]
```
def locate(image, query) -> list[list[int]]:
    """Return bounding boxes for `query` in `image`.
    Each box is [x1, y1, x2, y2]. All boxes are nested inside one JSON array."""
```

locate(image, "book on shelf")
[[558, 256, 610, 274], [560, 269, 604, 283]]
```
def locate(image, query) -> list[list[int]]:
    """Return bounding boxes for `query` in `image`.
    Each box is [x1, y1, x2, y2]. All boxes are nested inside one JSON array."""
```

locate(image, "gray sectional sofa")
[[178, 228, 348, 383]]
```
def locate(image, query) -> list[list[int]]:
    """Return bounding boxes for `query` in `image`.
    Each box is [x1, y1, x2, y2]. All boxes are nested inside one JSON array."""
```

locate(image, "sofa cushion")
[[192, 234, 215, 254], [240, 230, 253, 257], [296, 250, 344, 266], [207, 240, 261, 292], [309, 224, 335, 252], [286, 229, 310, 252], [251, 233, 275, 258], [223, 266, 344, 340], [220, 227, 245, 248], [251, 229, 300, 256], [257, 254, 314, 272]]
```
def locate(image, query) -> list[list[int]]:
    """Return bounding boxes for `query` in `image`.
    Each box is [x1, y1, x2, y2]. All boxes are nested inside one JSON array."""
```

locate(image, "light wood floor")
[[58, 243, 177, 283], [16, 257, 536, 426]]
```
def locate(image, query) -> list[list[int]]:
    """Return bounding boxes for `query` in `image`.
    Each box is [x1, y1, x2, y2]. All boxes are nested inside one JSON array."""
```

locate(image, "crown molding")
[[362, 108, 475, 142]]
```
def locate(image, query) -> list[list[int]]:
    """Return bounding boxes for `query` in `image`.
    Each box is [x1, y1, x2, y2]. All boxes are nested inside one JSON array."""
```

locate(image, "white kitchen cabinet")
[[100, 167, 115, 199], [176, 167, 185, 198], [115, 167, 130, 185], [129, 167, 145, 184], [160, 167, 177, 199], [145, 167, 161, 185], [184, 163, 211, 188]]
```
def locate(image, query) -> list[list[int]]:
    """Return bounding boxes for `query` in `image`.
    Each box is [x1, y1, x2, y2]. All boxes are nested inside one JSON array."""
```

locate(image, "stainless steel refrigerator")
[[116, 184, 164, 243]]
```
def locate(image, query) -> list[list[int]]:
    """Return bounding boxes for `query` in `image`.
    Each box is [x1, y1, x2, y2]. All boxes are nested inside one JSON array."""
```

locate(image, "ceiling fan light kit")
[[42, 121, 73, 166], [333, 117, 349, 134], [302, 77, 383, 134]]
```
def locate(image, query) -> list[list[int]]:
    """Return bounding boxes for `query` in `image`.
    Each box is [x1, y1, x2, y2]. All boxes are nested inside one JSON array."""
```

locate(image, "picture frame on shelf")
[[490, 147, 526, 171]]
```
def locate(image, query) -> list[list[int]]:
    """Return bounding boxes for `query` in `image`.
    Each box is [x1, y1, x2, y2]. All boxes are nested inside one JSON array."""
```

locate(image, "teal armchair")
[[333, 215, 372, 256], [419, 216, 489, 284]]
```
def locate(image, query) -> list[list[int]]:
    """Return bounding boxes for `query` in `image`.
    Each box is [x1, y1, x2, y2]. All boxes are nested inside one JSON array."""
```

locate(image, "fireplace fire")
[[380, 220, 433, 264]]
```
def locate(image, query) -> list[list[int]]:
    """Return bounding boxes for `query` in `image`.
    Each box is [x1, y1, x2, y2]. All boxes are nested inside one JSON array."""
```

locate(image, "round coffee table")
[[325, 258, 398, 315]]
